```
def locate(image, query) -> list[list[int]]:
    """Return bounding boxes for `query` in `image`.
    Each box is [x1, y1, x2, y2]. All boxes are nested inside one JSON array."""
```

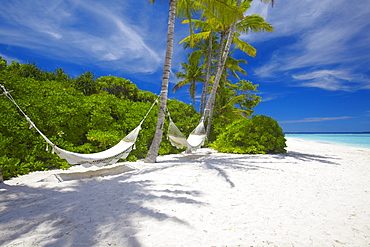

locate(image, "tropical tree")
[[6, 61, 44, 80], [74, 71, 96, 96], [180, 34, 220, 113], [144, 0, 177, 163], [173, 51, 204, 107], [203, 46, 261, 139], [210, 79, 261, 140], [53, 68, 71, 84], [145, 0, 242, 163], [200, 34, 216, 113], [179, 0, 273, 126], [0, 56, 6, 72], [96, 76, 140, 101], [0, 61, 201, 179], [202, 0, 274, 139]]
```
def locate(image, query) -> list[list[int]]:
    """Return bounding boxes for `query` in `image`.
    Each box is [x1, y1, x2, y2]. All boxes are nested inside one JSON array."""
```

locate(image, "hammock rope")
[[1, 84, 158, 167]]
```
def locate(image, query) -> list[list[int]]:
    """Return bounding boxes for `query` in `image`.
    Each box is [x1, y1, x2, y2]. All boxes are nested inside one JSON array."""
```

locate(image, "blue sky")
[[1, 0, 369, 132]]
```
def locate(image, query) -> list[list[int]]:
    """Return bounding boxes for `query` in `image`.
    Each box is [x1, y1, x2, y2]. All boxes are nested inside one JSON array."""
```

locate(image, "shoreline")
[[285, 134, 370, 151], [1, 138, 369, 246], [286, 137, 370, 152]]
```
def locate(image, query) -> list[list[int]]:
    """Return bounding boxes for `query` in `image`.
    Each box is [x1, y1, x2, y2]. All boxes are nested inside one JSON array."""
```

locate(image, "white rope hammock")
[[1, 84, 157, 167], [167, 112, 207, 152]]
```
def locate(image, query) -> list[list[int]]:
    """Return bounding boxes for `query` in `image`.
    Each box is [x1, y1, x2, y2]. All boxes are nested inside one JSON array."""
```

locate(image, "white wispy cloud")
[[0, 0, 165, 74], [291, 70, 370, 92], [281, 116, 353, 124], [257, 91, 290, 102], [245, 0, 370, 92]]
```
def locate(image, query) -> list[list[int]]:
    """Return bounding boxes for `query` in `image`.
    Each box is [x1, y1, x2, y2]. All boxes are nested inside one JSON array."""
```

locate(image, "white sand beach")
[[1, 138, 369, 246]]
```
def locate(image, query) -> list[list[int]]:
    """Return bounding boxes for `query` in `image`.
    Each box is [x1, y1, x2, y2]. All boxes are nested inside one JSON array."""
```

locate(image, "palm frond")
[[236, 15, 273, 33], [179, 31, 211, 44], [232, 36, 256, 57], [197, 0, 244, 26]]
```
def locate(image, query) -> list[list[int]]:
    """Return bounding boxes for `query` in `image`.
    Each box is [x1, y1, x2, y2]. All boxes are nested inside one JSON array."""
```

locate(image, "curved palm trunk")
[[189, 79, 196, 107], [204, 35, 224, 138], [200, 33, 213, 114], [204, 32, 226, 138], [204, 0, 241, 139], [145, 0, 177, 163]]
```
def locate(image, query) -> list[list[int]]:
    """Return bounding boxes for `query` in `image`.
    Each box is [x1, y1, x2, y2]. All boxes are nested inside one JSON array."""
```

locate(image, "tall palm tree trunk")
[[204, 32, 226, 138], [145, 0, 177, 163], [200, 33, 213, 114], [204, 0, 241, 139]]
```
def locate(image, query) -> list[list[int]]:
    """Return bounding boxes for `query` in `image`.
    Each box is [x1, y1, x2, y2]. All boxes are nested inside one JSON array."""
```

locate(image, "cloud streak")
[[292, 70, 370, 91], [245, 0, 370, 92], [0, 0, 164, 73], [281, 116, 353, 124]]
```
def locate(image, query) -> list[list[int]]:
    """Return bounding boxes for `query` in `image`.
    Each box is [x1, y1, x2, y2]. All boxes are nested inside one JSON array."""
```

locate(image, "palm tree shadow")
[[179, 150, 341, 188], [0, 165, 203, 246], [199, 154, 284, 188], [203, 161, 236, 187], [286, 151, 341, 165]]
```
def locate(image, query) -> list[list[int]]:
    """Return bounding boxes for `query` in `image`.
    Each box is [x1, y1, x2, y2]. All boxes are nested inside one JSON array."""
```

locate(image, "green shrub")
[[0, 156, 21, 180], [0, 61, 201, 179], [210, 115, 286, 154]]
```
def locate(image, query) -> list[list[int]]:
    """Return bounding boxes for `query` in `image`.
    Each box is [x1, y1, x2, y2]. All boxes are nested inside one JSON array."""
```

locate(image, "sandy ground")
[[0, 138, 369, 246]]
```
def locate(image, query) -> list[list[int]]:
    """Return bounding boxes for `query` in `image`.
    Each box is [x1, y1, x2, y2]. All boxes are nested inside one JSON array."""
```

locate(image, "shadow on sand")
[[0, 149, 342, 246], [286, 151, 341, 165], [0, 165, 203, 247], [163, 150, 341, 189]]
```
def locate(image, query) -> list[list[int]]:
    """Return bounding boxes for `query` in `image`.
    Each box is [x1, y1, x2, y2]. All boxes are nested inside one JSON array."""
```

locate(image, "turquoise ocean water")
[[285, 133, 370, 150]]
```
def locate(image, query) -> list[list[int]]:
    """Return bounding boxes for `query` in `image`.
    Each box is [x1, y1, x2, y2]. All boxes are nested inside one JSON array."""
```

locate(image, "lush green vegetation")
[[167, 1, 283, 155], [0, 1, 284, 180], [0, 56, 286, 180], [145, 0, 275, 162], [0, 59, 200, 180], [210, 115, 286, 154]]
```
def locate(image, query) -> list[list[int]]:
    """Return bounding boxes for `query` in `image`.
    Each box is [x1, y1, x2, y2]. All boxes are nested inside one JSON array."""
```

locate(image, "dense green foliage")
[[0, 59, 200, 180], [210, 115, 286, 154], [209, 79, 261, 142], [0, 57, 286, 180]]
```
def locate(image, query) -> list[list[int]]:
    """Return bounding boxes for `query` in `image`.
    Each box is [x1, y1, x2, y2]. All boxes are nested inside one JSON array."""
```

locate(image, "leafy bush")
[[0, 61, 200, 180], [210, 115, 286, 154]]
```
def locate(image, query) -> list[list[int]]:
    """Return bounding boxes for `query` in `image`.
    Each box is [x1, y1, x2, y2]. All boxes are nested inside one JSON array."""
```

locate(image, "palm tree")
[[173, 51, 204, 107], [145, 0, 240, 163], [209, 78, 261, 141], [179, 34, 220, 113], [179, 0, 272, 117], [201, 34, 215, 113], [203, 0, 274, 139], [145, 0, 177, 163], [74, 71, 96, 96], [215, 53, 260, 121]]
